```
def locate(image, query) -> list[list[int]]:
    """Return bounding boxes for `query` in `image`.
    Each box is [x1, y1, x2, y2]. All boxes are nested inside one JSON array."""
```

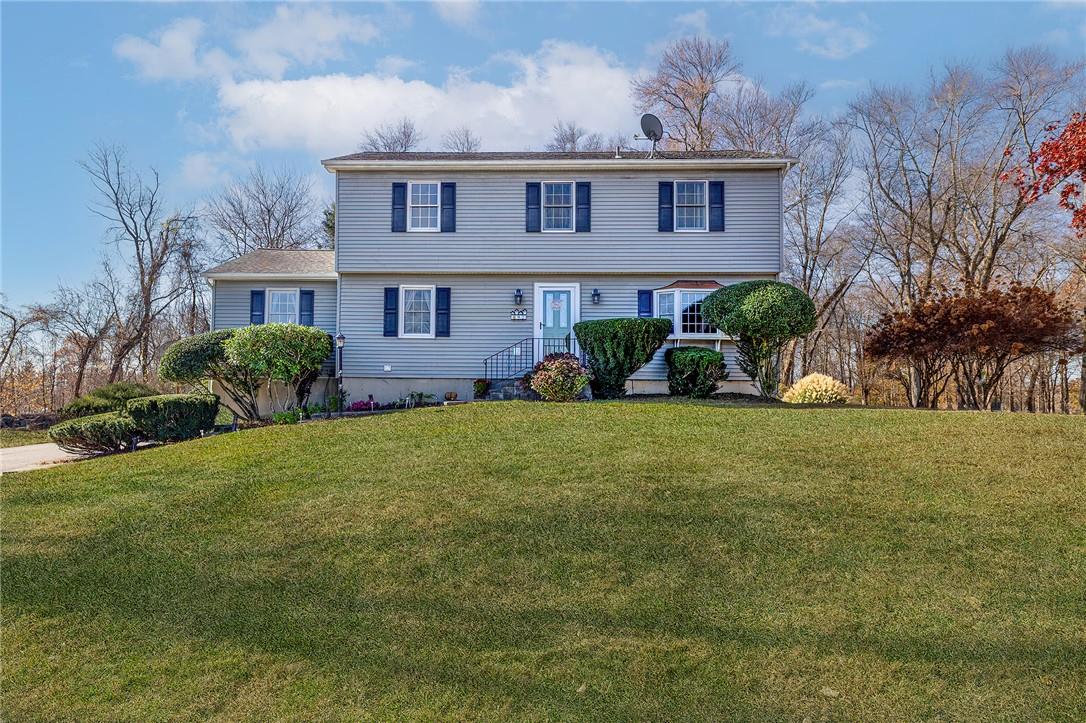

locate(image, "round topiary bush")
[[701, 281, 815, 399], [224, 323, 333, 413], [528, 353, 592, 402], [161, 329, 262, 421], [782, 373, 850, 405], [125, 393, 220, 442]]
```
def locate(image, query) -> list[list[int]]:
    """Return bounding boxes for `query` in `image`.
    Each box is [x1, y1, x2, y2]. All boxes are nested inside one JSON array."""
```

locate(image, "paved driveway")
[[1, 443, 82, 474]]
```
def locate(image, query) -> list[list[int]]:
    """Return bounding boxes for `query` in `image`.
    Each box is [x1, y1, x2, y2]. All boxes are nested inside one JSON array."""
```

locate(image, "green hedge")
[[573, 317, 673, 398], [61, 382, 159, 419], [49, 412, 137, 455], [665, 346, 728, 398], [126, 394, 219, 442]]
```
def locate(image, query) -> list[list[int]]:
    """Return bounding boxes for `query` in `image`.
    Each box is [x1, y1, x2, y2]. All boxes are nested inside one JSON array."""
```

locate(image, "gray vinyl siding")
[[211, 280, 338, 333], [335, 170, 781, 274], [339, 274, 771, 381]]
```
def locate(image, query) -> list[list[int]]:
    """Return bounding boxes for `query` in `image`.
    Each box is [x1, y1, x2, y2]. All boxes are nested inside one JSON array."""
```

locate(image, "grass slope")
[[0, 428, 51, 448], [3, 402, 1084, 721]]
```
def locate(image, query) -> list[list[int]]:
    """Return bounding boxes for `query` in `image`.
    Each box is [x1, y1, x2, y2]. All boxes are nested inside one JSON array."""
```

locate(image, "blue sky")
[[2, 1, 1085, 306]]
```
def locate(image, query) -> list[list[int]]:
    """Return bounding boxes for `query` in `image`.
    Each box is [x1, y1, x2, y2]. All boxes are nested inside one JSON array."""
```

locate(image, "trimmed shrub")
[[702, 281, 816, 399], [160, 329, 262, 421], [665, 346, 728, 398], [782, 373, 850, 405], [224, 323, 332, 412], [528, 353, 591, 402], [272, 409, 301, 425], [49, 412, 137, 455], [125, 394, 219, 442], [61, 381, 158, 419], [573, 317, 673, 398]]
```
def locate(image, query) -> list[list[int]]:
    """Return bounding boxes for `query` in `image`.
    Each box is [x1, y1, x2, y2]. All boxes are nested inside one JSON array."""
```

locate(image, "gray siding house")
[[204, 150, 794, 403]]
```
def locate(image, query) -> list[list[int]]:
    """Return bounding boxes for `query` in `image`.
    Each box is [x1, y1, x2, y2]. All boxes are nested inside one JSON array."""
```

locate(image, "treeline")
[[2, 37, 1083, 414]]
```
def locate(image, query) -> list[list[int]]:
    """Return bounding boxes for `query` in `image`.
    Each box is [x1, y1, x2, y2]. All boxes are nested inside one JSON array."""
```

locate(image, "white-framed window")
[[674, 180, 708, 232], [654, 288, 716, 336], [408, 181, 440, 231], [399, 285, 435, 338], [542, 181, 574, 232], [266, 288, 299, 324]]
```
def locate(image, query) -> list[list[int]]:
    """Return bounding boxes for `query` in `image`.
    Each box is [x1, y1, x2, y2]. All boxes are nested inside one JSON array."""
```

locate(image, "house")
[[203, 150, 795, 403]]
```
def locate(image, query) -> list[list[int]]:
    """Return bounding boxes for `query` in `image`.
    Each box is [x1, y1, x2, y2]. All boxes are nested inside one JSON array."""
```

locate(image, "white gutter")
[[203, 272, 338, 281], [321, 157, 798, 173]]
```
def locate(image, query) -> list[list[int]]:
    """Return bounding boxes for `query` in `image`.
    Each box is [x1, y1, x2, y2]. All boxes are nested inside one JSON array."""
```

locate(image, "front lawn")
[[0, 428, 51, 448], [3, 402, 1083, 720]]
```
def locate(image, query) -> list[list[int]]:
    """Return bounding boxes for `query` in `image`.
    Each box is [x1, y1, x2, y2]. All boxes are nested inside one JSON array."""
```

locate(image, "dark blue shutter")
[[637, 290, 653, 318], [658, 182, 674, 232], [709, 181, 725, 232], [299, 290, 315, 326], [435, 287, 451, 337], [525, 182, 541, 232], [249, 290, 265, 325], [391, 183, 407, 232], [440, 183, 456, 232], [575, 182, 591, 232], [383, 287, 399, 337]]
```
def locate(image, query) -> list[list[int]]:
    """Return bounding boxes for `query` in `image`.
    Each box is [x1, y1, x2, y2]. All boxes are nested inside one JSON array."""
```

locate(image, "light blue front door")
[[541, 289, 572, 354]]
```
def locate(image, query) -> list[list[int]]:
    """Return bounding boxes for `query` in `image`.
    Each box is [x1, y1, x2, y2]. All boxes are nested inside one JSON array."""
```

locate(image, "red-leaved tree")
[[866, 285, 1081, 410], [1014, 112, 1086, 240]]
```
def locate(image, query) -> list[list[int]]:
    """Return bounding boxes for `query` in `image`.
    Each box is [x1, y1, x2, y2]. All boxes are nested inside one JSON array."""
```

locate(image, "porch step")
[[485, 379, 538, 401]]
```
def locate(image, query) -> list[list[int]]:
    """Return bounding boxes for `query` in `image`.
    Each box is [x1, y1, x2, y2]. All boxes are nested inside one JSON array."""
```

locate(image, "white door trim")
[[533, 282, 581, 356]]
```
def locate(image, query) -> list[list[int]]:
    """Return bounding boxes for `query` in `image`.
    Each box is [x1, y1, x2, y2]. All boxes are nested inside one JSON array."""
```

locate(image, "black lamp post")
[[335, 333, 346, 416]]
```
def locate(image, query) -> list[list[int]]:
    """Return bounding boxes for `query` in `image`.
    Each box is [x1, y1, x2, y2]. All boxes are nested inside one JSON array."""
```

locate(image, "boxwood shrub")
[[126, 394, 219, 442], [61, 381, 159, 419], [573, 317, 672, 398], [49, 412, 137, 455], [665, 346, 728, 398]]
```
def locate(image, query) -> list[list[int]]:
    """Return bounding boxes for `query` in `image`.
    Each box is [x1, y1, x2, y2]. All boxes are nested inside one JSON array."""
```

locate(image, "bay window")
[[654, 288, 716, 336]]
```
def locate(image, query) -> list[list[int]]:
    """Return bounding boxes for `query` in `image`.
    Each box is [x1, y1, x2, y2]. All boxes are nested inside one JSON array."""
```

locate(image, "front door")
[[534, 284, 580, 357]]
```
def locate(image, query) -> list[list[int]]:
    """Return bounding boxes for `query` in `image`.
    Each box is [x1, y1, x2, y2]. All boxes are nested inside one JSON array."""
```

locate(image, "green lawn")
[[3, 402, 1084, 720], [0, 427, 51, 448]]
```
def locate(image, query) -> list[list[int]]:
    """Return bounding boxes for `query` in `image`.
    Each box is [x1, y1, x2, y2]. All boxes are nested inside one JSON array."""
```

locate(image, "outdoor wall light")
[[591, 288, 601, 304], [513, 288, 524, 305], [335, 333, 346, 349]]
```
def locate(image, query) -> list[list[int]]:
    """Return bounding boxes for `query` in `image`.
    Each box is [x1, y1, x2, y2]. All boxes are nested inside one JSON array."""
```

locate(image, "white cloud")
[[674, 9, 709, 36], [216, 41, 635, 155], [433, 0, 481, 29], [818, 78, 863, 91], [376, 55, 419, 76], [235, 5, 378, 79], [115, 5, 379, 81], [768, 8, 872, 60], [115, 18, 233, 81], [178, 151, 232, 189]]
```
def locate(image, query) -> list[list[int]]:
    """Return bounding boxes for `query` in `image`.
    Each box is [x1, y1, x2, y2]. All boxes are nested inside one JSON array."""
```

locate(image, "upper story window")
[[408, 182, 440, 231], [267, 288, 299, 323], [654, 288, 717, 336], [543, 181, 574, 232], [674, 180, 708, 232], [400, 285, 435, 337]]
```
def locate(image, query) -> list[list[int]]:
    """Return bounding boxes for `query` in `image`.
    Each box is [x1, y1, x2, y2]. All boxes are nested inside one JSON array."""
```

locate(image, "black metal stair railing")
[[482, 337, 588, 382]]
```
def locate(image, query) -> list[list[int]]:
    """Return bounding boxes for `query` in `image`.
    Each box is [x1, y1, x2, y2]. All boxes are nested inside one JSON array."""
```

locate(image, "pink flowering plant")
[[528, 353, 591, 402]]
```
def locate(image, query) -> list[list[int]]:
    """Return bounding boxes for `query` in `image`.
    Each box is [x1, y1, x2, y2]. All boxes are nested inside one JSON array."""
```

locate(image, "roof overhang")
[[203, 272, 338, 282], [322, 157, 798, 173]]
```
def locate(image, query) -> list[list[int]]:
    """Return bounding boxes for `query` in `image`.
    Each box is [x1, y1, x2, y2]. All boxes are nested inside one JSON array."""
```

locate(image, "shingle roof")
[[323, 150, 787, 163], [204, 249, 334, 276]]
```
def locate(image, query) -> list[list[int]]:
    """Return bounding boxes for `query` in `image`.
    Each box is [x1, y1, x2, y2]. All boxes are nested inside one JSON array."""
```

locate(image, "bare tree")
[[0, 295, 46, 372], [718, 81, 819, 156], [361, 117, 423, 152], [81, 145, 197, 382], [441, 126, 482, 153], [206, 165, 322, 259], [545, 121, 605, 152], [632, 36, 740, 151], [39, 280, 115, 397]]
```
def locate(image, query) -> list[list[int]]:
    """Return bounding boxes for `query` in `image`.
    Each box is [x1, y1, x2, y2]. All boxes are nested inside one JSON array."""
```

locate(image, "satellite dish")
[[640, 113, 664, 142], [640, 113, 664, 157]]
